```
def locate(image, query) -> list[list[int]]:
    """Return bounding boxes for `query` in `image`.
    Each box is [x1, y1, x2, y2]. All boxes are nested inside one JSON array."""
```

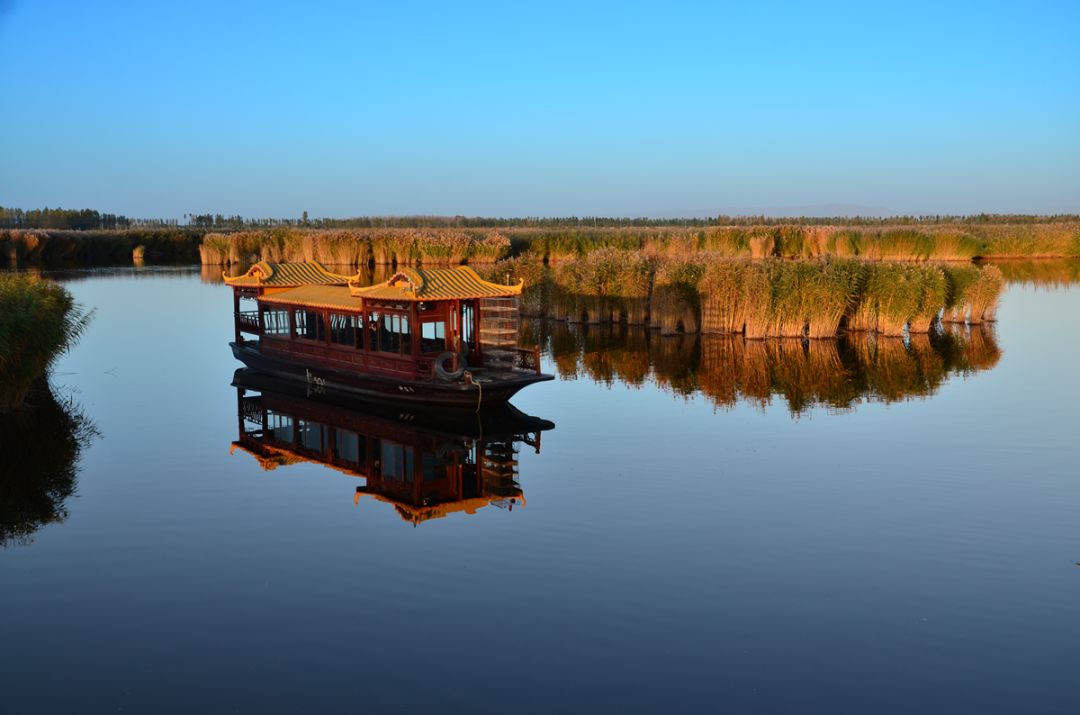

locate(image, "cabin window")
[[369, 311, 411, 355], [295, 309, 326, 341], [380, 442, 415, 481], [335, 429, 364, 466], [461, 301, 476, 354], [267, 411, 293, 443], [297, 419, 327, 453], [421, 452, 446, 482], [420, 320, 446, 353], [262, 309, 291, 336], [329, 313, 357, 347]]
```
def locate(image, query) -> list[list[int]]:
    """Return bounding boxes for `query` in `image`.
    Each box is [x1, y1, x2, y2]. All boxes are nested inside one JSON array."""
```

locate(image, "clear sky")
[[1, 0, 1078, 219]]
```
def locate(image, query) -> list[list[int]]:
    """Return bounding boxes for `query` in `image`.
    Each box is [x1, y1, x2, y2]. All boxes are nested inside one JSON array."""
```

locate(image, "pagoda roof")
[[349, 266, 522, 302], [223, 261, 352, 288], [355, 489, 525, 524], [258, 284, 362, 311]]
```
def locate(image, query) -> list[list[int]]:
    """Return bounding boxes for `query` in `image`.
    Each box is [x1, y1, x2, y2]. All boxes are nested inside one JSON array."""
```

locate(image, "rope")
[[475, 377, 483, 413]]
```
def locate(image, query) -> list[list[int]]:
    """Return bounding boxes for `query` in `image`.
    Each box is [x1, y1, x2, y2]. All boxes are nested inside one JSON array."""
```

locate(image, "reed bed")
[[503, 222, 1079, 263], [942, 264, 1005, 323], [197, 228, 511, 266], [549, 248, 655, 325], [2, 228, 203, 264], [0, 274, 93, 411], [515, 253, 1005, 339], [649, 256, 705, 335]]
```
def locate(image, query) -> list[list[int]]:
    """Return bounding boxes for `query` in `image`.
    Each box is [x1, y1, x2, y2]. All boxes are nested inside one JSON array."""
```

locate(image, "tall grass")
[[197, 228, 512, 266], [517, 253, 1005, 339], [0, 274, 93, 411], [649, 256, 705, 335], [2, 228, 203, 264]]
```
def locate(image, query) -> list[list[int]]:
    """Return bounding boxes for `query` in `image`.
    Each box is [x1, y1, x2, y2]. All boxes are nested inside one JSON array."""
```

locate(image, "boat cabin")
[[225, 262, 540, 383]]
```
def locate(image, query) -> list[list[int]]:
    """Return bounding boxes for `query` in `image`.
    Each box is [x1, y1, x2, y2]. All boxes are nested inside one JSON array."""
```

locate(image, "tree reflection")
[[0, 381, 97, 547]]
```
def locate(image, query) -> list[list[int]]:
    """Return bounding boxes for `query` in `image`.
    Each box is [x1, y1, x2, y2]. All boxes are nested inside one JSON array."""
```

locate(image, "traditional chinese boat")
[[230, 368, 554, 525], [225, 261, 552, 407]]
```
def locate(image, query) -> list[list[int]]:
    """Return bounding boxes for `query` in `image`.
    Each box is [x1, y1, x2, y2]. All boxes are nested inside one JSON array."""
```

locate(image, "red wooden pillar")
[[472, 300, 483, 366], [232, 289, 242, 343]]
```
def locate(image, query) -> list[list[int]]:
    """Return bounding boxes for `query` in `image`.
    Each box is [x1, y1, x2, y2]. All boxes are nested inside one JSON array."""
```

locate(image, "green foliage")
[[0, 274, 93, 411]]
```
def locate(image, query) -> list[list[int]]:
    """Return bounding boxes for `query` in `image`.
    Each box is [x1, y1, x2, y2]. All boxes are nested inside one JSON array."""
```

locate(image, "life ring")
[[434, 351, 467, 381]]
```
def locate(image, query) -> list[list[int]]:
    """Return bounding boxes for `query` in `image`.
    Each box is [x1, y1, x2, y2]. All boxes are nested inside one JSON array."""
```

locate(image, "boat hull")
[[230, 342, 553, 408]]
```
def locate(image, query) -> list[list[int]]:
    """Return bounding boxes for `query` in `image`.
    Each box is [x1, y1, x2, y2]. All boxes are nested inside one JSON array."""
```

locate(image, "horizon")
[[2, 1, 1079, 217]]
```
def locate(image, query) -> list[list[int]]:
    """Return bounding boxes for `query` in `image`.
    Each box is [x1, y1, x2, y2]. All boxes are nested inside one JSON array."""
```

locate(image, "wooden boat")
[[225, 262, 553, 407], [230, 368, 554, 525]]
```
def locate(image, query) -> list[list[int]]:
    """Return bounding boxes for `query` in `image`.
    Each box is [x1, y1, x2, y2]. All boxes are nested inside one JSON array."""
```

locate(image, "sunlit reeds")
[[195, 228, 512, 266]]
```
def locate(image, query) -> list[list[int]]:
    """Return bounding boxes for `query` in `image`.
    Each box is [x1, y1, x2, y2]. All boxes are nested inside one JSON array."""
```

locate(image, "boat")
[[225, 261, 553, 407], [230, 368, 555, 525]]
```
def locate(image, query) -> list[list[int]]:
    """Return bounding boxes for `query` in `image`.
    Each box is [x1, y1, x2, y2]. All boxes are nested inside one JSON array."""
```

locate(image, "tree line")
[[4, 206, 1078, 231]]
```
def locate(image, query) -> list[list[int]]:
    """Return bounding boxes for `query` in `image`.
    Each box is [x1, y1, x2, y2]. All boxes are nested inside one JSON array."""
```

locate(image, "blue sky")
[[1, 0, 1078, 218]]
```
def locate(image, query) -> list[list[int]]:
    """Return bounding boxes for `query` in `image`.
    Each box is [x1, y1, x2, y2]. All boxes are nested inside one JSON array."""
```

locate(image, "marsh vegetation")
[[0, 274, 93, 411], [493, 256, 1005, 340]]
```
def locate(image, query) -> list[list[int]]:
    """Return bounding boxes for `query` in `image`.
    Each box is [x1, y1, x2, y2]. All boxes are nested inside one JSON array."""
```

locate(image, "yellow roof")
[[224, 261, 352, 287], [258, 284, 362, 311], [349, 266, 522, 302]]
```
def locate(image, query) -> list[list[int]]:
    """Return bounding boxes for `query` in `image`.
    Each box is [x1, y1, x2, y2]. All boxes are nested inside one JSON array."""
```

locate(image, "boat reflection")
[[230, 369, 554, 525], [530, 321, 1003, 415]]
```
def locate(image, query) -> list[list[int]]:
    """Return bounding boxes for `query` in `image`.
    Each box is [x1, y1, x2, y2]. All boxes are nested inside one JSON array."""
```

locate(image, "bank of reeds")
[[505, 222, 1079, 262], [2, 228, 204, 265], [514, 254, 1005, 339], [0, 274, 93, 411], [197, 228, 511, 266]]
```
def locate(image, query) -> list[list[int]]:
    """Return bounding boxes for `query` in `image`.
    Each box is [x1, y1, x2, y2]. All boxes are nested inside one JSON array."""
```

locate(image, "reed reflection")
[[0, 383, 97, 547], [982, 258, 1080, 288], [230, 369, 554, 525], [532, 321, 1002, 415]]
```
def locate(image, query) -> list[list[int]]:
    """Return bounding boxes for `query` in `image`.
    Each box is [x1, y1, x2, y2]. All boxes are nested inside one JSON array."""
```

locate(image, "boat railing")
[[482, 345, 541, 374], [236, 311, 261, 332]]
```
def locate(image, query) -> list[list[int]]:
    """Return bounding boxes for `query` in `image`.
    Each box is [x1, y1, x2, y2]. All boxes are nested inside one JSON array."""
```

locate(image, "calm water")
[[3, 264, 1080, 713]]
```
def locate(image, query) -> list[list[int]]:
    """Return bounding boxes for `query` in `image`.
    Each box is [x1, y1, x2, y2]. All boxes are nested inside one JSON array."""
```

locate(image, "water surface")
[[2, 264, 1079, 713]]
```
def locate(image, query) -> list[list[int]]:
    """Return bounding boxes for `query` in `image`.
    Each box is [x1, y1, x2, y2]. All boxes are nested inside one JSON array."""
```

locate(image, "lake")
[[2, 262, 1079, 713]]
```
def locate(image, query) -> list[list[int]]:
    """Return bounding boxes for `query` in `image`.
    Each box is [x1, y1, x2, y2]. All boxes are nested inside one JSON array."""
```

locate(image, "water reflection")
[[0, 382, 97, 547], [532, 321, 1003, 415], [983, 258, 1080, 288], [230, 369, 554, 524]]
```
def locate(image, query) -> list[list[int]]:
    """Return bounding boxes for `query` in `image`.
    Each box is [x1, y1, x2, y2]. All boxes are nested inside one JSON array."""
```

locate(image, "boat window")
[[420, 320, 446, 353], [295, 309, 326, 342], [421, 452, 448, 482], [262, 309, 291, 336], [329, 313, 357, 347], [372, 311, 411, 355], [462, 301, 476, 354], [297, 419, 327, 453], [335, 429, 364, 467], [380, 442, 415, 481], [267, 411, 293, 443]]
